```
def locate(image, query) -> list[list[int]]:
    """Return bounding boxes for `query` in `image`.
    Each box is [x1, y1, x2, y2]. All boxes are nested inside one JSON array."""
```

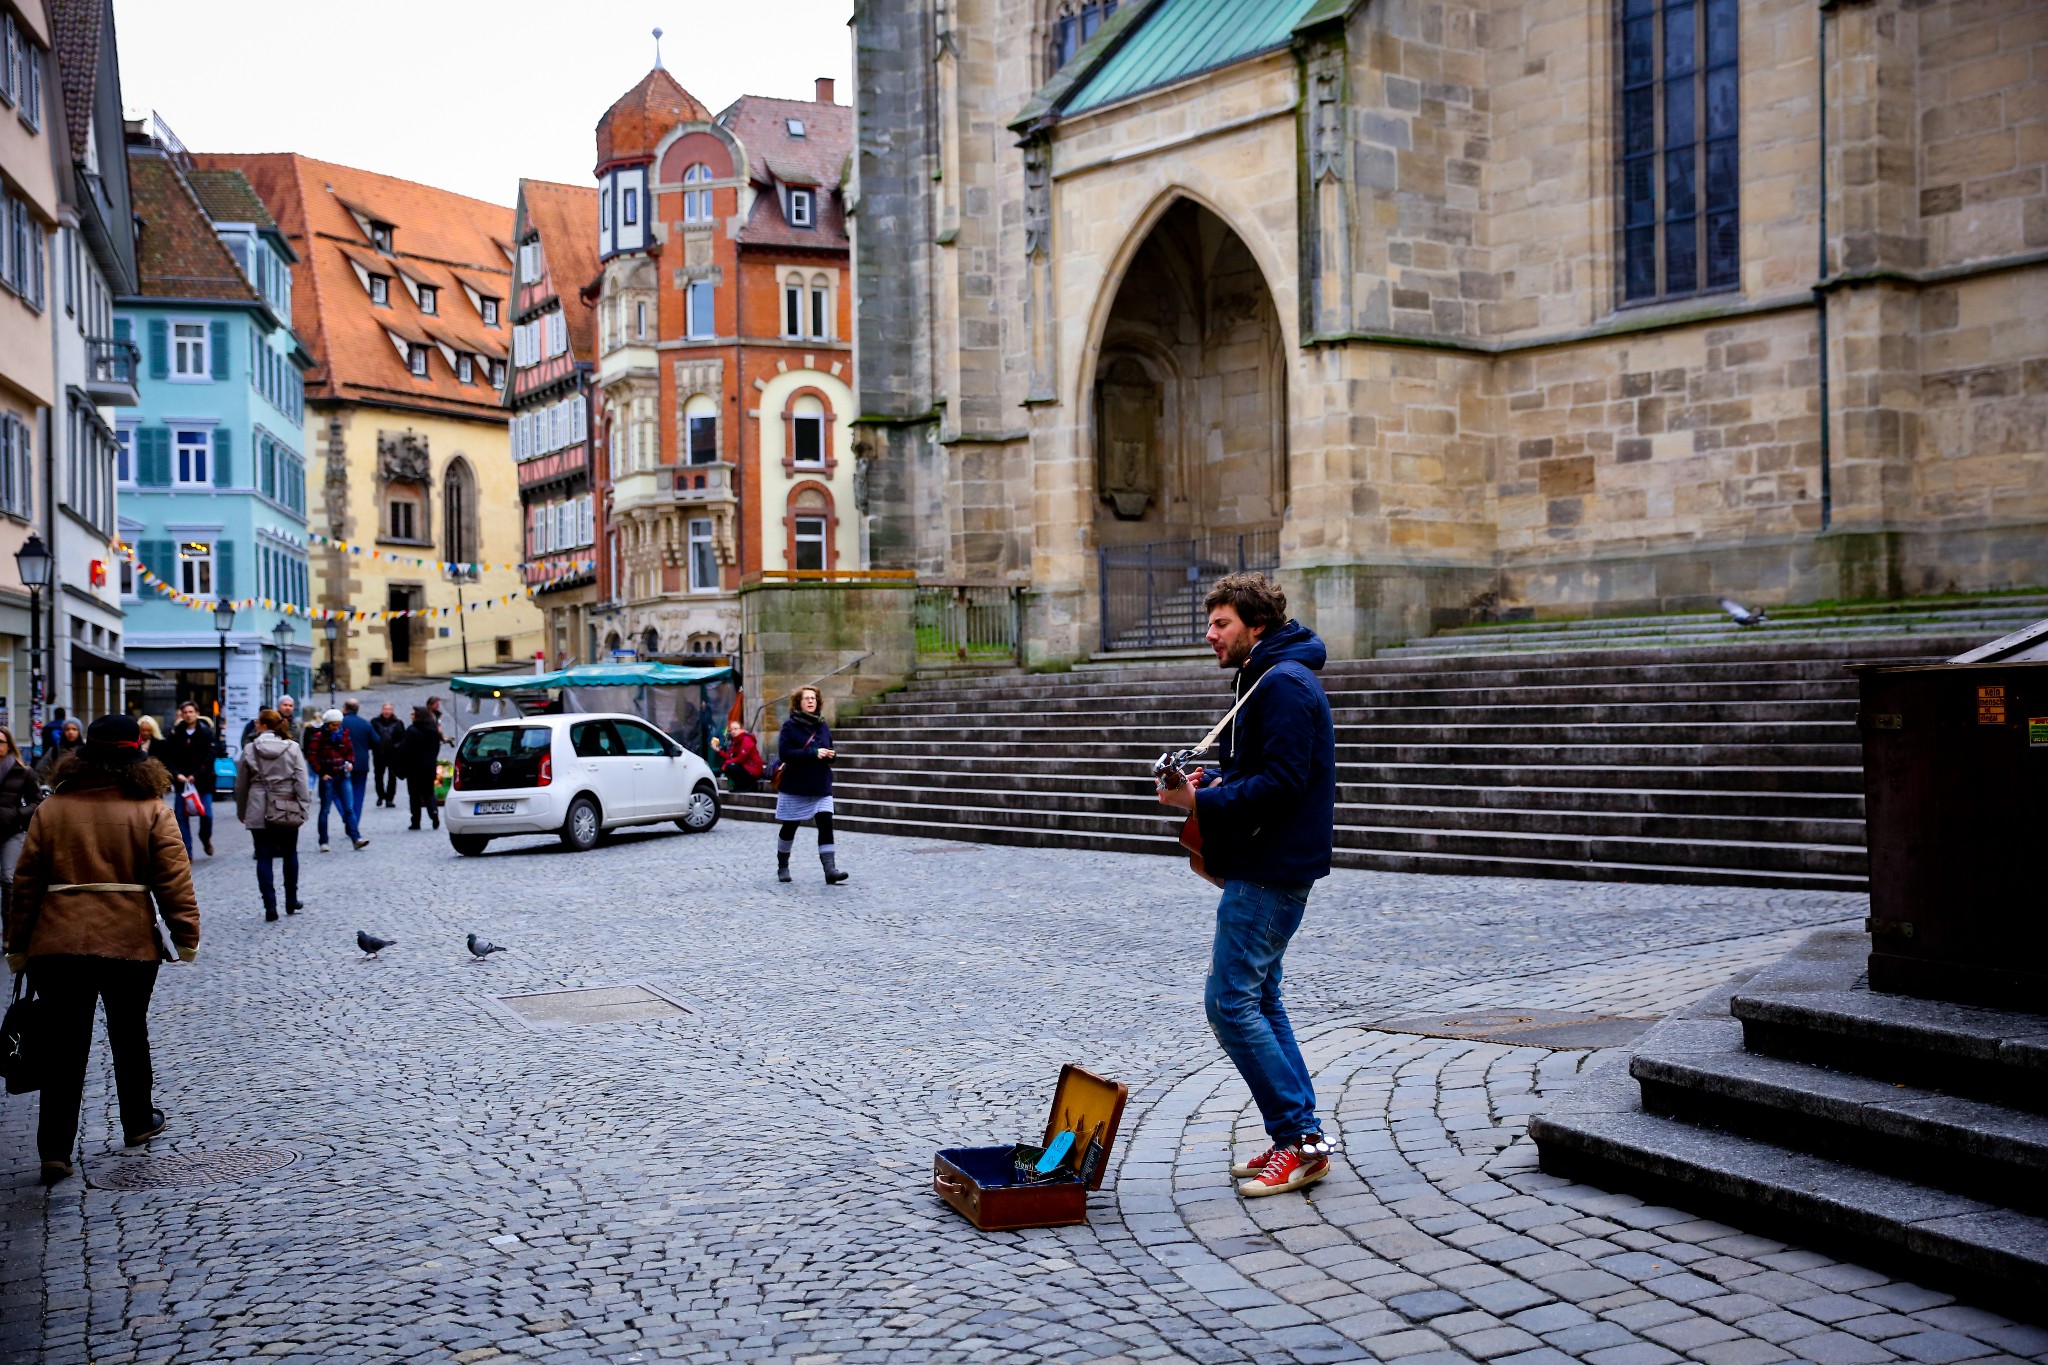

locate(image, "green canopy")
[[449, 662, 735, 696]]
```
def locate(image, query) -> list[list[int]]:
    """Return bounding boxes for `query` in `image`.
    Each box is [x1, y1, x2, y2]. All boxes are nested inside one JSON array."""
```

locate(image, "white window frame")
[[408, 344, 428, 377], [791, 410, 826, 468], [783, 280, 803, 338], [170, 319, 209, 379], [369, 274, 389, 306], [114, 426, 135, 486], [810, 280, 830, 339], [457, 354, 474, 384], [682, 164, 713, 224], [688, 517, 717, 592], [686, 281, 715, 339], [172, 427, 211, 486], [177, 541, 215, 597], [481, 297, 499, 327], [418, 284, 437, 315], [789, 190, 813, 228], [622, 187, 638, 226], [793, 516, 827, 572]]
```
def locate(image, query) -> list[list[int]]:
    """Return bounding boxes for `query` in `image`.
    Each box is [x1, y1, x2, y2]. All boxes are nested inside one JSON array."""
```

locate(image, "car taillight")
[[452, 761, 463, 791], [538, 753, 552, 786]]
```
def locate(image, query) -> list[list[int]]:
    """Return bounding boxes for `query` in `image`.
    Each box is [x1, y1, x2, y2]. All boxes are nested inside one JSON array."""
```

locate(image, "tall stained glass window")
[[1621, 0, 1738, 301]]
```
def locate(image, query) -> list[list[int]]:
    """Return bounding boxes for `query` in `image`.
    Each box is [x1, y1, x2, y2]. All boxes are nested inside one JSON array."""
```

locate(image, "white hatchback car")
[[442, 712, 721, 856]]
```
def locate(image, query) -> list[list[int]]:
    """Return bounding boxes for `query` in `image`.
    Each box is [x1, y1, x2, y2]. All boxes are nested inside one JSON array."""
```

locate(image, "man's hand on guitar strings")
[[1157, 776, 1198, 811]]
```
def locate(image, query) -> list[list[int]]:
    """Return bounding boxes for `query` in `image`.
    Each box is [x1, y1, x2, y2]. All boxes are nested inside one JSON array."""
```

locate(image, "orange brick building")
[[589, 67, 853, 660]]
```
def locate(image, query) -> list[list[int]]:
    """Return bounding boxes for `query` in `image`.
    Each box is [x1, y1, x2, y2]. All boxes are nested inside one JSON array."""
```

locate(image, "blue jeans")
[[349, 770, 370, 824], [171, 785, 213, 854], [1205, 879, 1318, 1144], [317, 775, 361, 846]]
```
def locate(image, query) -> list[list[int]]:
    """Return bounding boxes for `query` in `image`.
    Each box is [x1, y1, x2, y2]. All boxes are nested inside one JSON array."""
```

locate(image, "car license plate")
[[474, 801, 515, 815]]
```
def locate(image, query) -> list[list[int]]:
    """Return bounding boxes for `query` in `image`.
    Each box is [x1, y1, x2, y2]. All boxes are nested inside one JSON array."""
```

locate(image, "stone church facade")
[[850, 0, 2048, 661]]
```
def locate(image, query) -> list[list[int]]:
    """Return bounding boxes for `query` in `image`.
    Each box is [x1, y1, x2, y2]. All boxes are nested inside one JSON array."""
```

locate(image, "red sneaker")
[[1239, 1143, 1330, 1197], [1230, 1146, 1279, 1178]]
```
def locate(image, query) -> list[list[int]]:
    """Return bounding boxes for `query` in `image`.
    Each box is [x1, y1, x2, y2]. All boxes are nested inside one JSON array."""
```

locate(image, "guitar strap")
[[1192, 668, 1270, 757]]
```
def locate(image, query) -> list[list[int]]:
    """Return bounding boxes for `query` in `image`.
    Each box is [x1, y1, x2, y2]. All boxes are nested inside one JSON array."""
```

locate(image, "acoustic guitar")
[[1153, 748, 1223, 887]]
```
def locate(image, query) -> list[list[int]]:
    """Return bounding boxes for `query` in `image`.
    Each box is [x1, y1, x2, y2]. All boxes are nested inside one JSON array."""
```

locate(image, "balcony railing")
[[86, 336, 140, 403], [667, 461, 734, 503], [916, 582, 1022, 663]]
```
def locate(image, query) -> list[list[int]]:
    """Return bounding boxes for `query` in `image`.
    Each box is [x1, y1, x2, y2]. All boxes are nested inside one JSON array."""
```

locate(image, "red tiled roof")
[[47, 0, 103, 165], [596, 67, 711, 170], [193, 152, 514, 418], [719, 95, 852, 251], [126, 149, 262, 304], [516, 179, 599, 364]]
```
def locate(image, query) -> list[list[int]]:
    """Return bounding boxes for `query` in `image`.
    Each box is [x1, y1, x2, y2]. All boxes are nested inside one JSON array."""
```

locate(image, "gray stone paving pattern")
[[4, 798, 2042, 1364]]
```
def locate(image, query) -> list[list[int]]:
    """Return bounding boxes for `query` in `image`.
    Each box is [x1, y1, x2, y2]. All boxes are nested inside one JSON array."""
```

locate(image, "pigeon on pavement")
[[467, 933, 507, 960], [1719, 597, 1769, 627], [356, 930, 395, 957]]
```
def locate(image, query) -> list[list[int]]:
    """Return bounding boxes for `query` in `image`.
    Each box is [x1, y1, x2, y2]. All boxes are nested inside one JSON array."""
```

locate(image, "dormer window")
[[789, 190, 813, 228], [370, 221, 393, 251], [786, 118, 806, 137], [369, 275, 389, 306], [457, 354, 474, 384], [418, 284, 438, 315], [481, 297, 499, 327], [489, 359, 506, 388], [408, 344, 428, 377]]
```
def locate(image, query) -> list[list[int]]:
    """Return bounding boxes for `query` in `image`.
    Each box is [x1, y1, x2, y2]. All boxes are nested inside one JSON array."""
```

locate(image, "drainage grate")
[[495, 983, 690, 1029], [89, 1147, 298, 1191], [1375, 1008, 1653, 1050]]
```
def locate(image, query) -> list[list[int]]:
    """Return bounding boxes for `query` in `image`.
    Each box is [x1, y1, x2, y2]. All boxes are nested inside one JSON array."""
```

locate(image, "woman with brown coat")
[[3, 715, 200, 1186]]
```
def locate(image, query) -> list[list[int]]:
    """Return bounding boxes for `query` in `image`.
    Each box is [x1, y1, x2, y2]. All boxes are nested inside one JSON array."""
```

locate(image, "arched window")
[[1049, 0, 1117, 73], [682, 164, 714, 223], [642, 625, 661, 656], [443, 457, 478, 565], [783, 481, 838, 573], [686, 631, 722, 656], [808, 273, 832, 340], [605, 630, 622, 655], [685, 394, 719, 464], [780, 386, 837, 476], [782, 271, 806, 338]]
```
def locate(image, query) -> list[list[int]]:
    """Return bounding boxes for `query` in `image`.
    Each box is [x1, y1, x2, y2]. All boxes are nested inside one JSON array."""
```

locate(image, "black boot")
[[821, 849, 848, 885], [776, 853, 792, 883]]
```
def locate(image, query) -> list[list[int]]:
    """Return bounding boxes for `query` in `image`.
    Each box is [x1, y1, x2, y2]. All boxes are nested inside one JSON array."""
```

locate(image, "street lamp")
[[322, 615, 340, 706], [445, 564, 477, 674], [14, 533, 50, 760], [270, 618, 292, 705], [212, 599, 236, 757]]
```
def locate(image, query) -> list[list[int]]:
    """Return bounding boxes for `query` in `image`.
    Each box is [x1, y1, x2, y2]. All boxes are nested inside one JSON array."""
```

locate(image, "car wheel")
[[677, 781, 720, 833], [451, 834, 490, 857], [560, 796, 601, 852]]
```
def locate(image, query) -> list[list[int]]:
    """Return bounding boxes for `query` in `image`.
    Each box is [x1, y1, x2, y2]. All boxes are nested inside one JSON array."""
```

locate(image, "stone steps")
[[1530, 931, 2048, 1316], [729, 624, 2000, 887]]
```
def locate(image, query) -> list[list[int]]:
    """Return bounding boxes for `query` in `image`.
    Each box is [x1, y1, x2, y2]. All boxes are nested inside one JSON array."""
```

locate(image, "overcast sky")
[[112, 1, 856, 207]]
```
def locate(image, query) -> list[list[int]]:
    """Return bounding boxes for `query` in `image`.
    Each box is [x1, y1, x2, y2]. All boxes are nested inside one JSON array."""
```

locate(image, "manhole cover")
[[89, 1147, 298, 1191], [495, 983, 690, 1029], [1375, 1008, 1652, 1050]]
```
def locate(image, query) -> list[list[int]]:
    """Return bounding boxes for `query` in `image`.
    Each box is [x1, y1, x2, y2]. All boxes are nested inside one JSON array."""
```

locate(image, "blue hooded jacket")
[[1192, 619, 1336, 885]]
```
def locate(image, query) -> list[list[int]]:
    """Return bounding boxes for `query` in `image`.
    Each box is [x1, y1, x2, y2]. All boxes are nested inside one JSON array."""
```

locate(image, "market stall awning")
[[449, 662, 735, 696]]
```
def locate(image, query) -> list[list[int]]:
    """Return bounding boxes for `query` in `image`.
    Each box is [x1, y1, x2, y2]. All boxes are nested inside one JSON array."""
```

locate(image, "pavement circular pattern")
[[5, 799, 2042, 1364]]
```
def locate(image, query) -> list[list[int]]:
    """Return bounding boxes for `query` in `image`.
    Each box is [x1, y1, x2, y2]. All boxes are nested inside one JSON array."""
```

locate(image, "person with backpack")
[[234, 709, 310, 921]]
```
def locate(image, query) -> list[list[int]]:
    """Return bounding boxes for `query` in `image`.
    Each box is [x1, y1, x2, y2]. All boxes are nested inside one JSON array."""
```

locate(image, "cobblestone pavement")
[[3, 800, 2043, 1365]]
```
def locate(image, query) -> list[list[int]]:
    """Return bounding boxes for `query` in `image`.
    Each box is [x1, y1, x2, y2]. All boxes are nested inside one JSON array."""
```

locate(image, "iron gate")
[[1097, 529, 1279, 651]]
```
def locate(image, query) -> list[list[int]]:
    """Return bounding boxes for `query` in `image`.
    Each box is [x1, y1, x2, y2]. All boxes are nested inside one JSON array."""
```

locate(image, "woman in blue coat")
[[775, 686, 848, 885]]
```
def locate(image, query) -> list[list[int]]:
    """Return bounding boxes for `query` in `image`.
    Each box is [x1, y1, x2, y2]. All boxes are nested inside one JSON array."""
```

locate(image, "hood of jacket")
[[251, 732, 294, 761], [1240, 619, 1326, 688]]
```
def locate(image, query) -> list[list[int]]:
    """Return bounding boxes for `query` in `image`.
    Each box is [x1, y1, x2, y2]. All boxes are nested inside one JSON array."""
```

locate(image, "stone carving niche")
[[1095, 357, 1160, 520]]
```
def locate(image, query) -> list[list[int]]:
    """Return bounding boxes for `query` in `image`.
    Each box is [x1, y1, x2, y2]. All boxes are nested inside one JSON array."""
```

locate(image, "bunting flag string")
[[112, 543, 561, 624], [302, 531, 597, 584]]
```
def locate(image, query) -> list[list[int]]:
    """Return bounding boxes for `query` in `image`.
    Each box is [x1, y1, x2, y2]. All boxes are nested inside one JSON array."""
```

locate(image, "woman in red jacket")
[[711, 721, 765, 792]]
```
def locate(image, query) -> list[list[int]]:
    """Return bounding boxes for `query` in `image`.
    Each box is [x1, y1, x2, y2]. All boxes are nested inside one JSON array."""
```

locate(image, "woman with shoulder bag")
[[2, 715, 200, 1186], [234, 709, 310, 921], [774, 686, 848, 885]]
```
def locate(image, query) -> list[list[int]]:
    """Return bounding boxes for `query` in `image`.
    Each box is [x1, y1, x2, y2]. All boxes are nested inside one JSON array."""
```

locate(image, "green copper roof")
[[1062, 0, 1320, 115]]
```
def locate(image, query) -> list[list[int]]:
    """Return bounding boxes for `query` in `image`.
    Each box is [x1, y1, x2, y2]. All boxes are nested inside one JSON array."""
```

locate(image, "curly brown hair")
[[47, 750, 173, 799], [1203, 572, 1288, 632]]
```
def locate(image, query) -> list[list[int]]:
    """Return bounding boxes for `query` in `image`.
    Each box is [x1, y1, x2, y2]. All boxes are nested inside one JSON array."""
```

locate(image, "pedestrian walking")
[[0, 727, 43, 926], [304, 710, 368, 852], [1155, 573, 1336, 1198], [4, 715, 200, 1186], [340, 700, 375, 824], [158, 701, 218, 858], [234, 709, 310, 920], [35, 717, 83, 781], [712, 720, 765, 791], [774, 686, 848, 885], [399, 706, 443, 830], [369, 702, 404, 808]]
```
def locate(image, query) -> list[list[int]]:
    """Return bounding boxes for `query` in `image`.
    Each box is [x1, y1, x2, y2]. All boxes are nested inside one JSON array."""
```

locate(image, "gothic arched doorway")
[[1091, 199, 1287, 649]]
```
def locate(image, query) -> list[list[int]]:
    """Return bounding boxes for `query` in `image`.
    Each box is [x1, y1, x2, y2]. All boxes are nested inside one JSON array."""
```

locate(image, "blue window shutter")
[[142, 539, 175, 584], [214, 539, 235, 597], [209, 320, 229, 380], [114, 316, 131, 342], [138, 428, 170, 486], [213, 428, 233, 486], [147, 318, 168, 379]]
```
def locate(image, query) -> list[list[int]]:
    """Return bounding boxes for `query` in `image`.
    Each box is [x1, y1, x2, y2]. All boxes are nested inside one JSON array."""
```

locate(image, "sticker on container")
[[1976, 685, 2006, 725], [2030, 717, 2048, 747]]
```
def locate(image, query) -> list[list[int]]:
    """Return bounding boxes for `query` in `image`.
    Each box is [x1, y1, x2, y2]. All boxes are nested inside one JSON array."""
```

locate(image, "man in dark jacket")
[[340, 699, 375, 824], [158, 701, 218, 857], [1157, 572, 1336, 1199], [369, 702, 405, 807]]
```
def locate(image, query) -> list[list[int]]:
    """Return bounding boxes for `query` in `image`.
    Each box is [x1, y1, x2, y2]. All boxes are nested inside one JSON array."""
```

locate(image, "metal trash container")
[[1854, 618, 2048, 1009]]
